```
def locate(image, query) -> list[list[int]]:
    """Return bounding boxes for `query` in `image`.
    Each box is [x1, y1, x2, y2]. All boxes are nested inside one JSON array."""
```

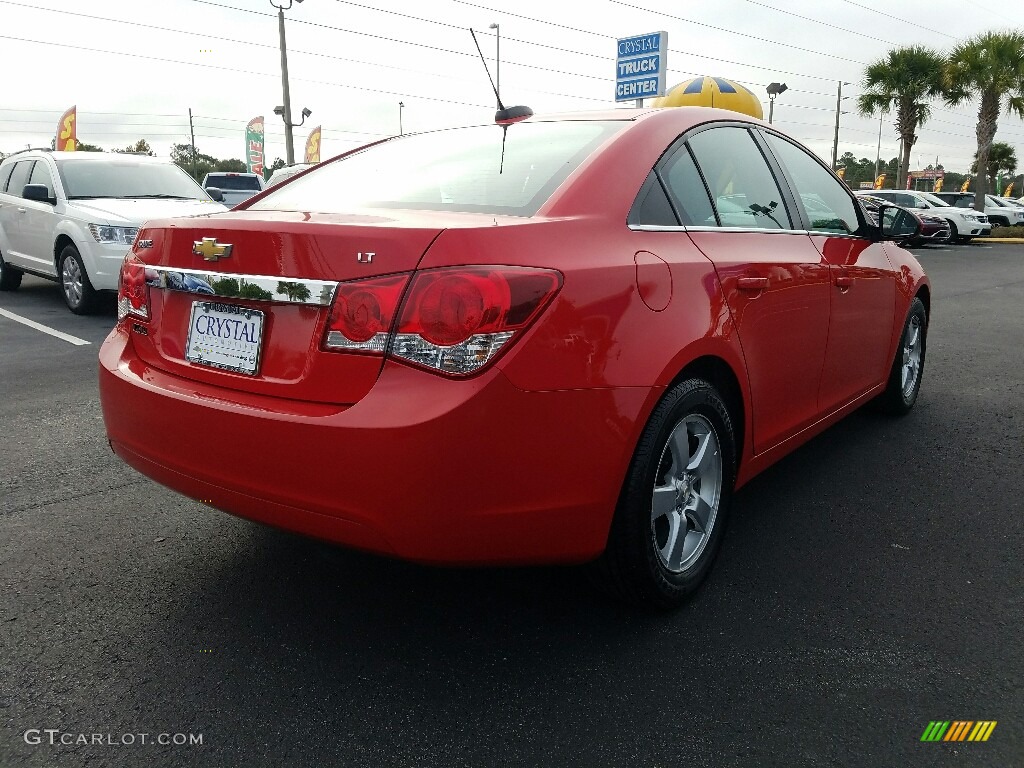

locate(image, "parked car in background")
[[201, 172, 264, 207], [0, 149, 226, 313], [856, 189, 990, 242], [932, 191, 1024, 227], [266, 163, 313, 188], [857, 194, 950, 246], [100, 108, 930, 608]]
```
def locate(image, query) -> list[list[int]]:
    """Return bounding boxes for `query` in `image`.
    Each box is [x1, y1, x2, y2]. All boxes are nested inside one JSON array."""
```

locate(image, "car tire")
[[943, 220, 958, 244], [990, 216, 1008, 228], [59, 244, 98, 315], [595, 378, 736, 609], [0, 252, 23, 291], [876, 297, 927, 416]]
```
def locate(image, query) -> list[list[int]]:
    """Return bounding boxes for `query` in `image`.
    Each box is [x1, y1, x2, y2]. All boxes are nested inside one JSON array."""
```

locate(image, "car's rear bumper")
[[99, 327, 651, 565]]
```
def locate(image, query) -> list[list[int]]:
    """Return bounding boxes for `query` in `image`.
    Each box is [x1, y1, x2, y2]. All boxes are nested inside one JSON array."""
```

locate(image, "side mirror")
[[22, 184, 55, 204], [206, 187, 224, 202], [879, 205, 921, 241]]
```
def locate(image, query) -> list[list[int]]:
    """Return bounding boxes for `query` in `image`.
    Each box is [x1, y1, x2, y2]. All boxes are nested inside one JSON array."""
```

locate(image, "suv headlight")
[[961, 214, 980, 222], [88, 224, 139, 244]]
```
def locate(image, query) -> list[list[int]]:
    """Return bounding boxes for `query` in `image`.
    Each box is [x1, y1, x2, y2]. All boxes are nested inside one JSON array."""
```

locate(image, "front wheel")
[[595, 378, 736, 609], [876, 297, 927, 415], [943, 220, 958, 244], [59, 244, 98, 315], [0, 253, 23, 291]]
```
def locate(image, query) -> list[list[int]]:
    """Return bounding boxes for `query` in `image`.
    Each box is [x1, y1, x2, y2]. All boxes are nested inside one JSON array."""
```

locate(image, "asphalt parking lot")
[[2, 241, 1022, 767]]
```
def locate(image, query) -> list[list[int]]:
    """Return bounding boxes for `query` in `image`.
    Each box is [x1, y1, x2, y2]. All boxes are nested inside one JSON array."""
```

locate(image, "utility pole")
[[188, 108, 197, 180], [831, 80, 845, 171]]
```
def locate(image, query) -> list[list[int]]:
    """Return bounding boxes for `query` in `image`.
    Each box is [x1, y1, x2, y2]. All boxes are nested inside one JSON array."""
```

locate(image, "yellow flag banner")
[[304, 126, 321, 164], [961, 178, 970, 192], [933, 177, 944, 193], [1005, 182, 1014, 197], [836, 167, 845, 180], [874, 174, 885, 189], [56, 105, 76, 151]]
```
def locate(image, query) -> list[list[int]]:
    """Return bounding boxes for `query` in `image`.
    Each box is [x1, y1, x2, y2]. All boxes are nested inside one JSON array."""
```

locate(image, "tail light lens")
[[321, 267, 561, 376], [393, 267, 561, 376], [323, 274, 411, 353], [117, 254, 149, 321]]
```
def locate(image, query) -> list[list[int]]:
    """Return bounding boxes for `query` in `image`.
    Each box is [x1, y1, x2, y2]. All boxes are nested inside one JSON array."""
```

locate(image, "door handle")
[[834, 275, 853, 288], [736, 277, 769, 291], [16, 207, 26, 213]]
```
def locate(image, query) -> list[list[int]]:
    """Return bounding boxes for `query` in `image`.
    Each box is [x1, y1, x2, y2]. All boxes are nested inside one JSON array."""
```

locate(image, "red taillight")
[[321, 267, 561, 375], [323, 274, 411, 353], [394, 267, 561, 376], [117, 254, 149, 321]]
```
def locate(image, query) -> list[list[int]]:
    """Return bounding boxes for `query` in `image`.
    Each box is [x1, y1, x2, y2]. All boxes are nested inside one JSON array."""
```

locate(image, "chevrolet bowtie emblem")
[[193, 238, 233, 262]]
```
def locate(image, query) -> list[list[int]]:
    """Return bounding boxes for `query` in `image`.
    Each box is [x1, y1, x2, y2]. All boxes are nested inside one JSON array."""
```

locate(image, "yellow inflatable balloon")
[[654, 77, 764, 120]]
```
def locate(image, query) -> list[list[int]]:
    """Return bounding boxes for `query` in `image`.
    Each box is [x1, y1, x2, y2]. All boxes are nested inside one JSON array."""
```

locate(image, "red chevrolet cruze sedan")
[[99, 107, 929, 608]]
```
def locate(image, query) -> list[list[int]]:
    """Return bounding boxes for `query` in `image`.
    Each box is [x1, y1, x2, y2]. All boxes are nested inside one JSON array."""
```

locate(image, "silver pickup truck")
[[201, 172, 265, 207]]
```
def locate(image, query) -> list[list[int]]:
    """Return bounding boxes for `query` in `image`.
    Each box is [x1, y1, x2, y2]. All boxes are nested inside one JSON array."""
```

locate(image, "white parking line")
[[0, 308, 91, 346]]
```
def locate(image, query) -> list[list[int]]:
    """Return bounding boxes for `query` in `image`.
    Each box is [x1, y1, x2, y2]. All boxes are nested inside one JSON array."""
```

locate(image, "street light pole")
[[488, 23, 500, 108], [399, 101, 404, 135], [271, 0, 302, 165], [765, 82, 786, 125]]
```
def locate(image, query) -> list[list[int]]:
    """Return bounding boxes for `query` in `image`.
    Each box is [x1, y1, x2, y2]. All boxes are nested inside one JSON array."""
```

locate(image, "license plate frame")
[[185, 301, 265, 376]]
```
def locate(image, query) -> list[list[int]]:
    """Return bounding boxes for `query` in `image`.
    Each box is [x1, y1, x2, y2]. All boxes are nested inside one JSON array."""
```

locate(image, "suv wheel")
[[0, 253, 23, 291], [59, 244, 98, 314]]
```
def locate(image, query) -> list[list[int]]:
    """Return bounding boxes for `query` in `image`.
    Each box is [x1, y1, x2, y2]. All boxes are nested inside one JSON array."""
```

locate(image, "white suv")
[[0, 150, 226, 313], [856, 189, 990, 243]]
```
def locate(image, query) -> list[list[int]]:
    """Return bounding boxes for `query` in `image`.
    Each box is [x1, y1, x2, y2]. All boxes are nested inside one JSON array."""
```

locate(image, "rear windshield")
[[206, 174, 261, 191], [249, 121, 626, 217]]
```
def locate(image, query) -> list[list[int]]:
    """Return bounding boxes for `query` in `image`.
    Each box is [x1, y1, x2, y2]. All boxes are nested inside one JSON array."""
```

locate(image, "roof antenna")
[[469, 28, 533, 126]]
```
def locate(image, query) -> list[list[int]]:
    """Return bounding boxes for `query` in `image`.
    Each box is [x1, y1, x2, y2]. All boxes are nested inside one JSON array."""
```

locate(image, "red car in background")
[[857, 194, 950, 246], [100, 108, 930, 608]]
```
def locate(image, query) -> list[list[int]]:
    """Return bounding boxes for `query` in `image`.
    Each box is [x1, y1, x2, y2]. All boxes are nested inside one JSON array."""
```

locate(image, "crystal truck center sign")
[[615, 31, 668, 102]]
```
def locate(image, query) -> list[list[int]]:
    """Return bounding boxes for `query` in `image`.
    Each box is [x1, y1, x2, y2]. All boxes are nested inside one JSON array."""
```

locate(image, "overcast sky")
[[1, 0, 1022, 173]]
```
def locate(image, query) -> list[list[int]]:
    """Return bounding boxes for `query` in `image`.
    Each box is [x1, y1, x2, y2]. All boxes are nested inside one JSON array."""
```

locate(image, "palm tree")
[[970, 140, 1018, 191], [946, 31, 1024, 210], [858, 46, 947, 190]]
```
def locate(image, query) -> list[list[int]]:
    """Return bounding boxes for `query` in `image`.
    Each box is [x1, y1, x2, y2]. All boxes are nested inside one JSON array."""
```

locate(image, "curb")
[[972, 238, 1024, 243]]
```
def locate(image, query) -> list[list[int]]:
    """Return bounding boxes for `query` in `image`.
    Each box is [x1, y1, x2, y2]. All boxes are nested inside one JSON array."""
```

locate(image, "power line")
[[739, 0, 896, 45], [836, 0, 956, 39], [609, 0, 869, 66], [453, 0, 852, 89]]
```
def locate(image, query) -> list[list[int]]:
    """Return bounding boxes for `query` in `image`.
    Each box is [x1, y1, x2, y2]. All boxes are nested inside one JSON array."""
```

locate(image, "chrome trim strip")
[[143, 265, 337, 306], [629, 224, 813, 235]]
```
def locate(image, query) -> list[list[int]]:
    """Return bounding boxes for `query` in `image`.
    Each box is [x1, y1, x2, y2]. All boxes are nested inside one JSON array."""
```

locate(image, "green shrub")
[[984, 226, 1024, 238]]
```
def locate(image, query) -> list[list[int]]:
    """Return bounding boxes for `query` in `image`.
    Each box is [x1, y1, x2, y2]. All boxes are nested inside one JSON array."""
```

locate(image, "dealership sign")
[[615, 31, 667, 102]]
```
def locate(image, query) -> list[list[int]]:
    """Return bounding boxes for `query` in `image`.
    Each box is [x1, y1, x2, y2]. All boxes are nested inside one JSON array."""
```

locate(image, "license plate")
[[185, 301, 265, 375]]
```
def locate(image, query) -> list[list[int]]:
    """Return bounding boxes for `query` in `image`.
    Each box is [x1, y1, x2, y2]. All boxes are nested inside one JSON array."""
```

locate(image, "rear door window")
[[658, 144, 717, 226], [687, 126, 793, 229], [6, 161, 34, 198], [0, 163, 15, 193]]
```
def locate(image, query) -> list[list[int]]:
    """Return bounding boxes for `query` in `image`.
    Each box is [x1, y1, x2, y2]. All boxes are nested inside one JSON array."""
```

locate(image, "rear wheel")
[[595, 378, 736, 609], [876, 297, 927, 415], [59, 244, 98, 315], [0, 253, 23, 291]]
